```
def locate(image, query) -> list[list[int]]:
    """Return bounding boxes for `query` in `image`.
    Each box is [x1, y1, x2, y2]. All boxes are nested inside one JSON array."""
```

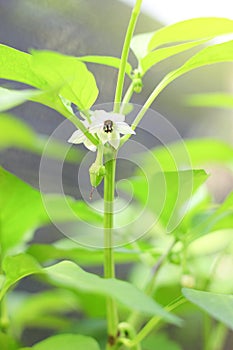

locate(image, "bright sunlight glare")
[[120, 0, 233, 24]]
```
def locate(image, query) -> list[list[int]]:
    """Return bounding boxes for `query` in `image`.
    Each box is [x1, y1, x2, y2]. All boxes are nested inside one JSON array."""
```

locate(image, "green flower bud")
[[168, 252, 181, 265], [133, 77, 143, 93], [181, 274, 195, 288], [89, 163, 106, 187]]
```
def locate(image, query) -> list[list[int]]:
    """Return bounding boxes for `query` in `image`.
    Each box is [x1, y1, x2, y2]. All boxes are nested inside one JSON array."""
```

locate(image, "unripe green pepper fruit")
[[89, 163, 106, 187], [133, 77, 143, 93]]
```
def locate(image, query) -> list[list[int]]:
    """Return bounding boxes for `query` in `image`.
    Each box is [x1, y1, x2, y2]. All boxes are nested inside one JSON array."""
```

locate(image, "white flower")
[[68, 118, 97, 152], [68, 110, 135, 151], [89, 110, 135, 149]]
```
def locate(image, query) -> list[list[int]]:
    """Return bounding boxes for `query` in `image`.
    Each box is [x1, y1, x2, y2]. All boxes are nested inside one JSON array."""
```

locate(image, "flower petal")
[[92, 110, 109, 122], [108, 130, 120, 149], [97, 130, 109, 145], [68, 130, 86, 144], [89, 123, 104, 134], [115, 122, 136, 135], [84, 139, 97, 152], [109, 113, 125, 123]]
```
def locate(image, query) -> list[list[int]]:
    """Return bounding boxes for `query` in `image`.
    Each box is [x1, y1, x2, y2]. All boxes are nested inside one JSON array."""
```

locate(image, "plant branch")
[[122, 297, 186, 348], [104, 154, 119, 348], [114, 0, 142, 112], [128, 239, 176, 329]]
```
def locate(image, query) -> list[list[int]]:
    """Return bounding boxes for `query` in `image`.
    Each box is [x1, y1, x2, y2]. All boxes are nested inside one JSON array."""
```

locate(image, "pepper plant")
[[0, 1, 233, 349]]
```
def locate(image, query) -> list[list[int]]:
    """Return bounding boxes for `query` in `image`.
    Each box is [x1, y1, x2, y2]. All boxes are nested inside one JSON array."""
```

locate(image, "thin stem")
[[120, 71, 178, 146], [121, 297, 186, 348], [114, 0, 142, 112], [205, 322, 228, 350], [203, 314, 212, 350], [0, 297, 9, 333], [145, 239, 176, 295], [60, 105, 98, 146], [104, 155, 119, 348], [68, 113, 99, 146], [0, 249, 9, 333], [128, 239, 176, 329], [120, 82, 135, 114]]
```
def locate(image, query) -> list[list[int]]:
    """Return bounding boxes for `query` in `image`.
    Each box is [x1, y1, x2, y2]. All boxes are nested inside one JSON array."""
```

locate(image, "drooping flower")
[[89, 110, 135, 149], [68, 118, 97, 152]]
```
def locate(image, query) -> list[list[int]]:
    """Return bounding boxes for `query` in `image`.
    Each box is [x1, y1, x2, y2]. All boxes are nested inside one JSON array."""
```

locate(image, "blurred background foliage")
[[0, 1, 232, 349]]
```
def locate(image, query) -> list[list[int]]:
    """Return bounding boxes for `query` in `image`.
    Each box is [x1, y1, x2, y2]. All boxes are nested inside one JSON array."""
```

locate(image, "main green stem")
[[104, 156, 119, 348], [114, 0, 142, 112]]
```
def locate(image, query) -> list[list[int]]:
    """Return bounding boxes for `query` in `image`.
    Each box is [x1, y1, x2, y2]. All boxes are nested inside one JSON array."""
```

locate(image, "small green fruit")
[[89, 163, 106, 187]]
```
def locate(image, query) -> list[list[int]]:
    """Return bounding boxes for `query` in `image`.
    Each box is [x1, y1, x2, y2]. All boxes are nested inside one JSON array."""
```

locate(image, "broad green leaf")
[[188, 229, 233, 258], [30, 50, 98, 110], [0, 44, 98, 115], [186, 93, 233, 109], [41, 194, 103, 225], [77, 55, 132, 76], [0, 88, 40, 112], [45, 261, 181, 325], [141, 138, 233, 173], [119, 170, 208, 231], [131, 31, 155, 60], [154, 40, 233, 98], [0, 113, 81, 162], [140, 40, 207, 75], [187, 192, 233, 242], [0, 254, 41, 300], [148, 18, 233, 50], [0, 167, 102, 254], [142, 333, 182, 350], [0, 45, 68, 118], [0, 44, 43, 87], [182, 288, 233, 330], [12, 290, 78, 334], [24, 334, 100, 350], [0, 167, 43, 254], [27, 240, 140, 265], [29, 90, 76, 121]]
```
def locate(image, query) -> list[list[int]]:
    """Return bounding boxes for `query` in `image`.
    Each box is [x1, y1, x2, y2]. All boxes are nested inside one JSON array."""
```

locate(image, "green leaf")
[[41, 194, 103, 225], [148, 18, 233, 50], [0, 254, 41, 300], [0, 167, 102, 254], [140, 40, 207, 75], [186, 93, 233, 109], [141, 138, 233, 173], [0, 45, 99, 114], [0, 44, 43, 87], [0, 113, 81, 162], [77, 55, 132, 76], [0, 167, 44, 254], [27, 240, 140, 265], [23, 334, 100, 350], [12, 290, 78, 334], [131, 31, 155, 60], [119, 170, 208, 231], [131, 18, 233, 74], [182, 288, 233, 330], [142, 333, 182, 350], [187, 192, 233, 242], [0, 88, 40, 112], [45, 261, 181, 325], [154, 40, 233, 97], [30, 50, 98, 110]]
